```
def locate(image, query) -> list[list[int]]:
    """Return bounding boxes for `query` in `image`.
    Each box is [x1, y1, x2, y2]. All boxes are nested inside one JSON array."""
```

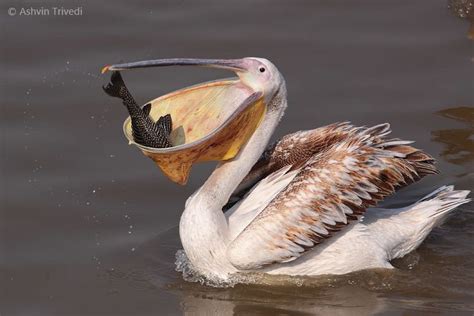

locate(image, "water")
[[1, 0, 473, 314]]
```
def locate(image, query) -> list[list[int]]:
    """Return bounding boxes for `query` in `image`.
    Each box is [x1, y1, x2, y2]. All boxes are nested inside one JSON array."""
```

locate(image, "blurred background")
[[1, 0, 473, 315]]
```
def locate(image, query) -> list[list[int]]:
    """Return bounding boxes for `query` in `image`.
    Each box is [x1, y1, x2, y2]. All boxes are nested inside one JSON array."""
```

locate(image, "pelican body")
[[103, 57, 471, 285]]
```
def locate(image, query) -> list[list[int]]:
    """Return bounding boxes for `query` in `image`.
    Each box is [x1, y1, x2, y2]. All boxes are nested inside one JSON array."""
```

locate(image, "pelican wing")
[[233, 122, 367, 197], [227, 123, 437, 270], [226, 165, 300, 241]]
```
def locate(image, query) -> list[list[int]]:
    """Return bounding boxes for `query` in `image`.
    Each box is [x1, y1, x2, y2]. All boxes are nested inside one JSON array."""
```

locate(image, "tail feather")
[[423, 185, 471, 219], [375, 185, 471, 260], [404, 185, 470, 226], [417, 185, 470, 204]]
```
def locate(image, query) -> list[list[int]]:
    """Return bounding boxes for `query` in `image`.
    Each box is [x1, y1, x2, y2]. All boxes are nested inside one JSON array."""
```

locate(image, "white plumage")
[[173, 57, 471, 284]]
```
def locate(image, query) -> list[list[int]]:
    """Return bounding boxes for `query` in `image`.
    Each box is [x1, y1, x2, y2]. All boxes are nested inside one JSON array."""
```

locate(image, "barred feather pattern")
[[227, 122, 438, 270]]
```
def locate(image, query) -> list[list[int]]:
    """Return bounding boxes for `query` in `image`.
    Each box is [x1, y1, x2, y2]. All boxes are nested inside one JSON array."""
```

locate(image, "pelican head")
[[102, 57, 285, 184], [103, 57, 283, 101]]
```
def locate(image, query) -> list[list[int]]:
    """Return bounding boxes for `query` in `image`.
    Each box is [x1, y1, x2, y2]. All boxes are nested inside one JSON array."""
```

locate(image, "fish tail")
[[103, 71, 174, 149], [102, 71, 126, 99]]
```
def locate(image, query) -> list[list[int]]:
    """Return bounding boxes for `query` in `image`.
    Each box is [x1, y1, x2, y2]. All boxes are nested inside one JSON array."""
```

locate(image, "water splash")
[[174, 250, 231, 287], [174, 249, 398, 289]]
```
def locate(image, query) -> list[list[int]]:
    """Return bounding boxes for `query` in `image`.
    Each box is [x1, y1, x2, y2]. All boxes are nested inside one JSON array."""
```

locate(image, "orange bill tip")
[[101, 65, 110, 74]]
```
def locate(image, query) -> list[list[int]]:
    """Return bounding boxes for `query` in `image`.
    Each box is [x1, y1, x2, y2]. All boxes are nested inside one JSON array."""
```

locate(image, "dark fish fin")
[[142, 103, 152, 116], [164, 114, 172, 133], [155, 115, 169, 132], [102, 71, 125, 99], [156, 114, 172, 134], [152, 114, 173, 148]]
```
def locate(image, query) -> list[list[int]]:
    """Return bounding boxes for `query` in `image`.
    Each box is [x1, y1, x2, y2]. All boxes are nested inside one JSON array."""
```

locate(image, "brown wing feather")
[[234, 122, 376, 197], [227, 123, 437, 270]]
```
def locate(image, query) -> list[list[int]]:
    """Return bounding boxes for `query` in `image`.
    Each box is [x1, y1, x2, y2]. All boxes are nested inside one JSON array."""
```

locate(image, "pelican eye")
[[259, 67, 265, 73]]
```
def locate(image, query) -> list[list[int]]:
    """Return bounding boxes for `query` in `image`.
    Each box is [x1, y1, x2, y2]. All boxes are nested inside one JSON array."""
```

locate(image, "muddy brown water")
[[1, 1, 473, 315]]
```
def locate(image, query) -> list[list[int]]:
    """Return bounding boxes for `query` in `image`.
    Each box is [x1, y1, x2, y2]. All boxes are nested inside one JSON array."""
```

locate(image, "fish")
[[103, 71, 173, 148], [448, 0, 473, 19]]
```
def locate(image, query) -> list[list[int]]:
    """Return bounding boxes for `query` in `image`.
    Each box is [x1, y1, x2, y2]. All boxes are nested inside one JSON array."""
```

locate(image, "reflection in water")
[[178, 283, 387, 316], [432, 106, 474, 165], [448, 0, 474, 39], [140, 228, 392, 315], [143, 225, 474, 315]]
